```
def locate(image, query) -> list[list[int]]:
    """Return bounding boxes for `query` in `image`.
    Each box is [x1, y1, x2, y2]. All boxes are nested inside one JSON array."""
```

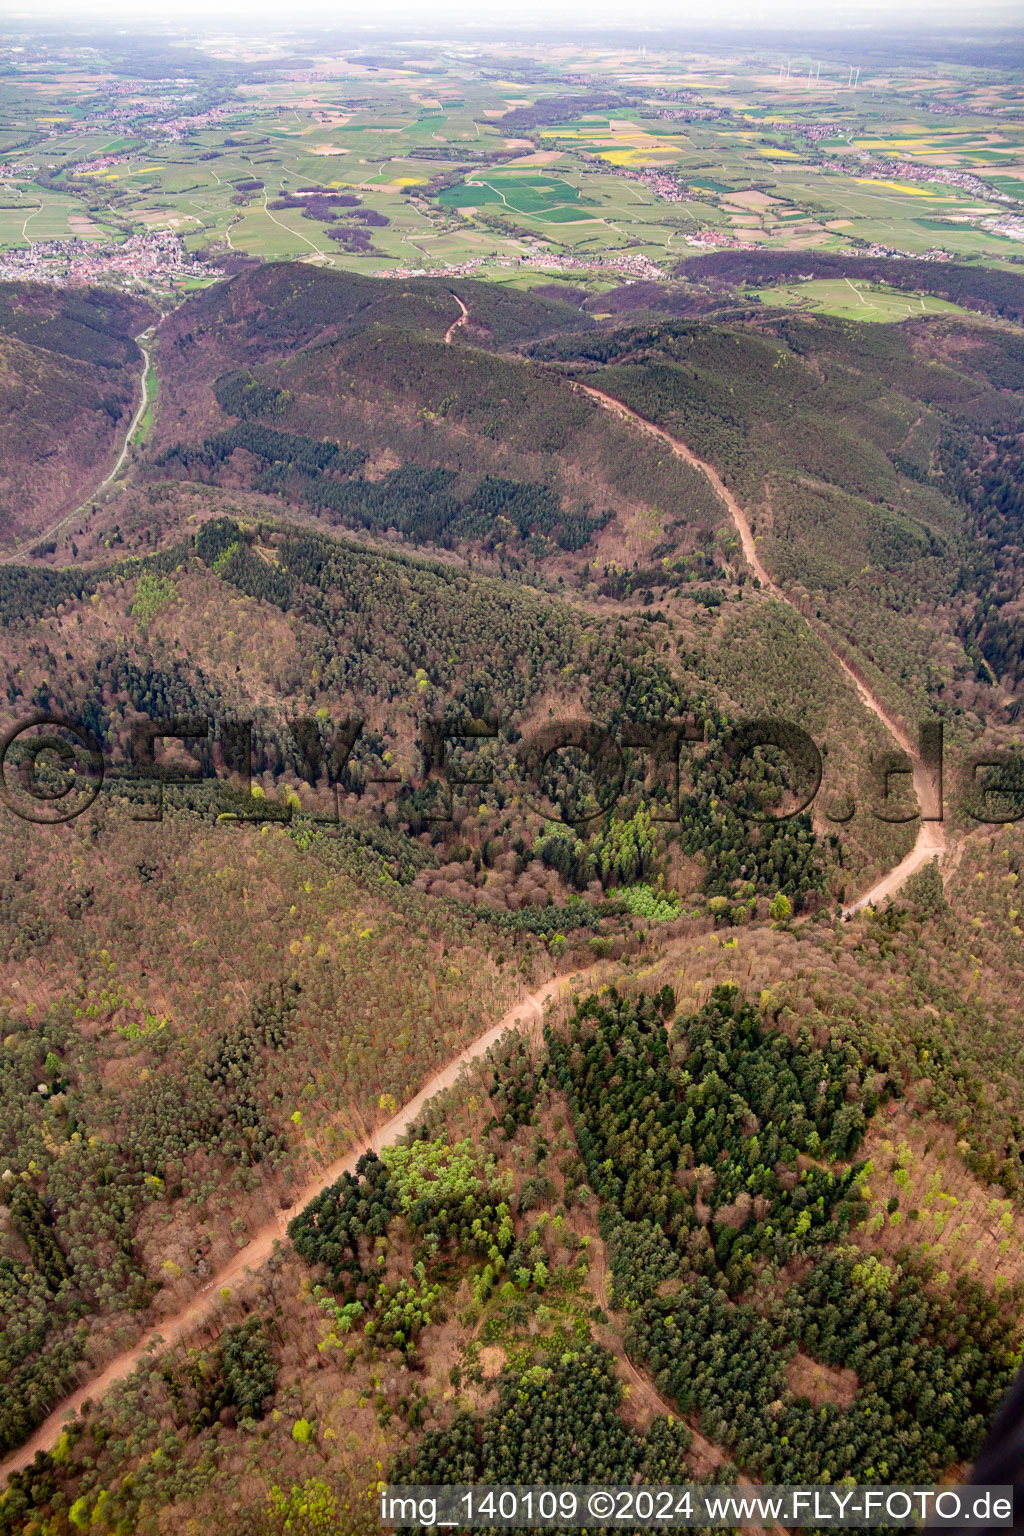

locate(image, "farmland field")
[[0, 36, 1022, 292], [437, 172, 582, 212]]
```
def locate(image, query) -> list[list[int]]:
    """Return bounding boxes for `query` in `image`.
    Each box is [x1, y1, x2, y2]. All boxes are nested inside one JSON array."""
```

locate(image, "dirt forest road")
[[2, 328, 952, 1488], [0, 980, 569, 1481], [575, 383, 946, 915], [619, 1352, 787, 1536], [444, 291, 469, 345]]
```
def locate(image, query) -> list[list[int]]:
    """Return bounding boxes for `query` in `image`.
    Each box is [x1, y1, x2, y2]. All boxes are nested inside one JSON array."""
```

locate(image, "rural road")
[[103, 330, 154, 487], [0, 978, 568, 1481], [0, 328, 154, 567], [261, 189, 331, 263], [575, 381, 946, 914]]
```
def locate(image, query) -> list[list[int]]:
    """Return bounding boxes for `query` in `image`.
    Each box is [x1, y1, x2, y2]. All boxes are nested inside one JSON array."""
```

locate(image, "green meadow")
[[0, 49, 1019, 281], [438, 173, 581, 213], [753, 278, 971, 321]]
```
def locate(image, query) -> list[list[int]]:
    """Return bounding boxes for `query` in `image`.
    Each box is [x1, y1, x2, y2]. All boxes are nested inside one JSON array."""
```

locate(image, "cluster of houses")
[[599, 163, 688, 201], [0, 231, 216, 289], [840, 153, 1015, 206], [373, 247, 667, 281]]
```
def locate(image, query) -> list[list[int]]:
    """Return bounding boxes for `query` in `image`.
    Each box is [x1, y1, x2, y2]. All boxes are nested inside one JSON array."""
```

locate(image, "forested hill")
[[151, 262, 592, 453], [147, 264, 723, 579], [0, 504, 883, 1485], [146, 266, 1024, 735], [528, 310, 1024, 725], [675, 250, 1024, 324], [0, 284, 155, 550], [0, 284, 152, 363], [0, 512, 858, 916], [2, 257, 1024, 1535], [166, 262, 594, 354]]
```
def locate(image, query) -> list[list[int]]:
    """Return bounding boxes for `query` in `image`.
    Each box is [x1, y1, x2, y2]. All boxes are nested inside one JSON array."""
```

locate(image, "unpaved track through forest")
[[573, 383, 946, 913], [0, 980, 568, 1479], [617, 1347, 787, 1534], [2, 325, 949, 1485], [443, 291, 469, 344]]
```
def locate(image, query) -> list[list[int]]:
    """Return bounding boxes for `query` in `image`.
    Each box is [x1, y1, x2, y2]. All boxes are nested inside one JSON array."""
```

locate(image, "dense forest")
[[528, 307, 1024, 724], [313, 988, 1018, 1506], [2, 251, 1024, 1536], [0, 513, 843, 919], [0, 283, 155, 544], [677, 251, 1024, 324], [147, 262, 724, 584], [5, 930, 1024, 1532], [157, 426, 611, 555]]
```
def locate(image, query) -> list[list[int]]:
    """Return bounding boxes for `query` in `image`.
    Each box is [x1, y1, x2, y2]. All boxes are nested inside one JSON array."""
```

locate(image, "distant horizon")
[[5, 5, 1024, 36]]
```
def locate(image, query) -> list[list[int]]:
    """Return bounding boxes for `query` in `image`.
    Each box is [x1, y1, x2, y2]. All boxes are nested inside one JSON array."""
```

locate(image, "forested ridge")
[[145, 264, 725, 584], [5, 933, 1024, 1532], [675, 250, 1024, 324], [0, 281, 155, 545], [0, 284, 153, 366], [529, 309, 1024, 726], [0, 501, 862, 1491], [0, 514, 844, 918], [161, 263, 593, 359], [2, 259, 1024, 1535]]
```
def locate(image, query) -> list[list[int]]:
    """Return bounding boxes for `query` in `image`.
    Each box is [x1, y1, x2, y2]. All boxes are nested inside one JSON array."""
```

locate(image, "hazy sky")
[[9, 0, 1022, 30]]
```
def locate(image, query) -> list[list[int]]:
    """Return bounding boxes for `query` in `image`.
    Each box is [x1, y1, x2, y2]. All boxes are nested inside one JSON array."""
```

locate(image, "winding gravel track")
[[1, 325, 949, 1484], [443, 291, 469, 344], [574, 381, 946, 914], [0, 981, 567, 1480]]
